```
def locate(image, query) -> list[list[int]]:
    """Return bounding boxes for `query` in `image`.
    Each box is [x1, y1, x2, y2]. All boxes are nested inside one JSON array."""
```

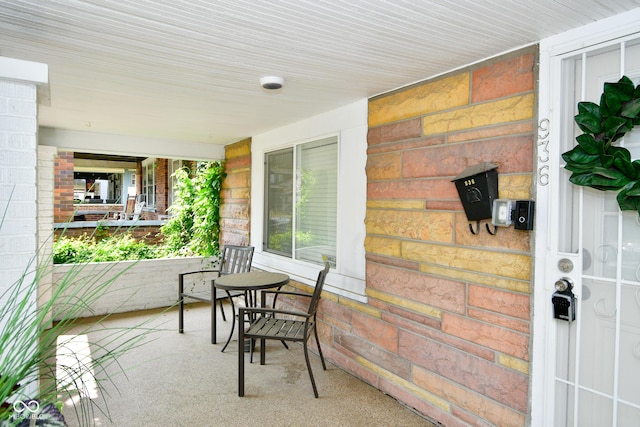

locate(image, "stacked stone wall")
[[220, 138, 251, 247], [275, 49, 537, 427]]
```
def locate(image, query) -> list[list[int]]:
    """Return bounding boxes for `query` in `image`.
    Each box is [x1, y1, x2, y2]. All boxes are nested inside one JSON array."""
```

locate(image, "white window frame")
[[263, 137, 338, 266], [251, 100, 368, 301], [168, 159, 183, 209], [142, 158, 156, 209]]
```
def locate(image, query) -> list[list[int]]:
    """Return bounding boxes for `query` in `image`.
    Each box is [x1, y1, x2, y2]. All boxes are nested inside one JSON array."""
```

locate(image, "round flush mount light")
[[260, 75, 284, 90]]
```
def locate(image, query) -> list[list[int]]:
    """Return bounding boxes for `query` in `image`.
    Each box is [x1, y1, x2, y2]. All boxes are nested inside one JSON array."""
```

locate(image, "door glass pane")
[[578, 389, 613, 427], [583, 190, 619, 279], [618, 283, 640, 406], [621, 214, 640, 282], [618, 402, 640, 426], [558, 56, 582, 254], [555, 319, 577, 382], [579, 278, 617, 395], [554, 381, 575, 427]]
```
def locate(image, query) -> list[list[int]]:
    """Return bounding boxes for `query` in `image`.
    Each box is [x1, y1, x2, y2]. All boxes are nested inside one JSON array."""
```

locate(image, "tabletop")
[[214, 271, 289, 291]]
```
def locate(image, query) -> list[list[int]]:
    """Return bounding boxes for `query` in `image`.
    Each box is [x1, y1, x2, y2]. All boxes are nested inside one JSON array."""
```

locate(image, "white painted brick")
[[0, 81, 37, 99], [2, 253, 35, 273], [8, 133, 36, 150], [9, 167, 36, 183], [0, 184, 36, 201], [0, 149, 37, 167], [8, 99, 37, 116], [7, 201, 37, 218], [0, 217, 37, 235], [52, 257, 214, 319], [0, 77, 40, 338], [0, 116, 37, 133]]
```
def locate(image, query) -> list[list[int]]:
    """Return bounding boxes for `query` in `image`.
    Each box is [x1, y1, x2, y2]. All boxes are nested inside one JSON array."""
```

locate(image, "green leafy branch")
[[161, 161, 226, 257], [562, 75, 640, 212]]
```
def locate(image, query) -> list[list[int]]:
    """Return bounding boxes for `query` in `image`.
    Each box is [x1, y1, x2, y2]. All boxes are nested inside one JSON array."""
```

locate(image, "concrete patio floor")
[[59, 302, 437, 427]]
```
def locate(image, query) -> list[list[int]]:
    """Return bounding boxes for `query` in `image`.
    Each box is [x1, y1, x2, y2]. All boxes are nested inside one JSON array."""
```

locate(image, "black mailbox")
[[452, 163, 498, 221]]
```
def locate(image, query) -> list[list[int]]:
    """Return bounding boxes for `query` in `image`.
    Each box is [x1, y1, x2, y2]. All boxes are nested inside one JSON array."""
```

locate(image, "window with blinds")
[[264, 136, 337, 267]]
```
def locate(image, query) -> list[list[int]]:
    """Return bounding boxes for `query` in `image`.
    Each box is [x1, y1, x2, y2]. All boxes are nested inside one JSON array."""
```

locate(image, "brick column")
[[220, 138, 251, 246], [155, 158, 168, 216], [0, 57, 48, 390], [54, 150, 75, 223]]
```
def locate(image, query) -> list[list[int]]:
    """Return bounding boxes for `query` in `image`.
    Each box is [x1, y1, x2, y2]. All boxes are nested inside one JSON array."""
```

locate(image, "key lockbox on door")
[[552, 277, 576, 322]]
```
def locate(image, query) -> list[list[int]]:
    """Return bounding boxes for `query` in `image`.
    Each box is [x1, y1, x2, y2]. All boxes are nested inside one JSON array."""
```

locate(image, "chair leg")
[[313, 326, 327, 370], [303, 340, 319, 398], [238, 315, 245, 397], [259, 338, 266, 365], [178, 297, 184, 333], [178, 276, 184, 333]]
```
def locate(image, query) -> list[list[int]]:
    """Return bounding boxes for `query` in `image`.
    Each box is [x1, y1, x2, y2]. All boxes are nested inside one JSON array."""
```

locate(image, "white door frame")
[[532, 8, 640, 427]]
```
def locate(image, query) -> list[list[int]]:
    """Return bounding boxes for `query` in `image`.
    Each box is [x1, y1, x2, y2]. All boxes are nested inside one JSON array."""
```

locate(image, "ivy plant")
[[161, 161, 226, 257], [562, 75, 640, 213]]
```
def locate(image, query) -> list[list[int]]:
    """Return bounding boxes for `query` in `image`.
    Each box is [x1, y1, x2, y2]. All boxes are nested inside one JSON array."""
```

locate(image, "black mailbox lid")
[[452, 162, 498, 221]]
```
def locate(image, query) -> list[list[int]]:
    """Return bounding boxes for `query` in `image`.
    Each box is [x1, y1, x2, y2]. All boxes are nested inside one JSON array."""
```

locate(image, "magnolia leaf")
[[621, 180, 640, 197], [621, 98, 640, 119], [575, 133, 601, 154], [587, 166, 631, 190], [609, 145, 632, 161], [617, 180, 640, 211], [575, 102, 603, 134], [617, 192, 640, 211], [601, 92, 622, 117], [604, 76, 634, 102], [569, 172, 624, 191], [562, 145, 600, 164], [564, 161, 602, 173], [568, 172, 596, 188], [592, 166, 629, 180], [604, 116, 629, 140], [600, 153, 615, 168], [613, 155, 637, 179]]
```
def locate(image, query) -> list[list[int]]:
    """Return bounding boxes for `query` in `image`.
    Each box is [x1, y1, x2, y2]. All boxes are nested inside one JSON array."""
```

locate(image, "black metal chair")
[[178, 245, 254, 343], [238, 262, 330, 398]]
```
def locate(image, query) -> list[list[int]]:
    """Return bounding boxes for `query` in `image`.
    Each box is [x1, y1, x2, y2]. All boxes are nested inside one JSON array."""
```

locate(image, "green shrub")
[[53, 233, 161, 264], [53, 235, 94, 264]]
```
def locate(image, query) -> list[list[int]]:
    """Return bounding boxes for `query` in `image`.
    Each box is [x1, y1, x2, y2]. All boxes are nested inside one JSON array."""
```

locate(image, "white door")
[[535, 18, 640, 427]]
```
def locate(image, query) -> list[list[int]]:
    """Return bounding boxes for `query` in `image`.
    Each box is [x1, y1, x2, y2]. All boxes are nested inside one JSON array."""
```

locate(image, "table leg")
[[220, 289, 236, 352]]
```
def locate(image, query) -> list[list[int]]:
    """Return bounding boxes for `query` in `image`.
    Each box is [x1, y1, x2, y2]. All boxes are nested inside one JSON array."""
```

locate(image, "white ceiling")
[[1, 0, 640, 147]]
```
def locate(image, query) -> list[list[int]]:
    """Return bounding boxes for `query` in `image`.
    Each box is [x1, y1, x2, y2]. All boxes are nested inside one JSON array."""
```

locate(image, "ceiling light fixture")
[[260, 76, 284, 90]]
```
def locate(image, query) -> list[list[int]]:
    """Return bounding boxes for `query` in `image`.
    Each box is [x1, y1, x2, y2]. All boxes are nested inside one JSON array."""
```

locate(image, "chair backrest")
[[220, 245, 254, 275], [307, 262, 330, 316], [123, 195, 136, 214]]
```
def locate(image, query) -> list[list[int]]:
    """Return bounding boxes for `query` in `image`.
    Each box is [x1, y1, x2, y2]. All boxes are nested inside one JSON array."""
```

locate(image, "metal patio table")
[[213, 270, 289, 352]]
